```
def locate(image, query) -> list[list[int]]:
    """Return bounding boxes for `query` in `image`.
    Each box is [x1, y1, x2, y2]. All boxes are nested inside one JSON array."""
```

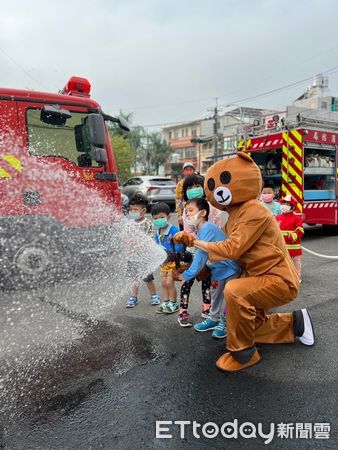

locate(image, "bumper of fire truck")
[[0, 215, 123, 277], [63, 223, 124, 257]]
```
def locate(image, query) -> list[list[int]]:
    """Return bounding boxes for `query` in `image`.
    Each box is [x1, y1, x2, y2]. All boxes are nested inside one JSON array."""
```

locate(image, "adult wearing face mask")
[[276, 195, 304, 281], [176, 162, 196, 231]]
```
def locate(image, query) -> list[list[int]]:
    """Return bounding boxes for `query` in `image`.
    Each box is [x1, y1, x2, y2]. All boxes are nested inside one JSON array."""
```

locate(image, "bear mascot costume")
[[176, 152, 315, 372]]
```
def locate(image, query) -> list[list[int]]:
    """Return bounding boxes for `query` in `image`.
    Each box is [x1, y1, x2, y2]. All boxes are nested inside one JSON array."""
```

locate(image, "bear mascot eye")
[[207, 178, 215, 191], [220, 171, 232, 184]]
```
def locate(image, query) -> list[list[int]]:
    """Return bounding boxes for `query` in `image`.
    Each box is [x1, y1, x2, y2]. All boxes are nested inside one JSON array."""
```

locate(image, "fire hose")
[[301, 246, 338, 260]]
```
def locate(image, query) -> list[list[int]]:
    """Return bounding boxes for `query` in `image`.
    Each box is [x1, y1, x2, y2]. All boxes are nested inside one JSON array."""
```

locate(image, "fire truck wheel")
[[0, 223, 69, 290], [15, 241, 63, 282]]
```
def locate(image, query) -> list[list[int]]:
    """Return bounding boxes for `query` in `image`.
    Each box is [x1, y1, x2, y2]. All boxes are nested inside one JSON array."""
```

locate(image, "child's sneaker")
[[201, 308, 210, 319], [163, 301, 179, 314], [178, 311, 193, 327], [212, 321, 227, 339], [151, 294, 161, 306], [126, 296, 138, 308], [156, 301, 170, 314], [194, 318, 219, 332]]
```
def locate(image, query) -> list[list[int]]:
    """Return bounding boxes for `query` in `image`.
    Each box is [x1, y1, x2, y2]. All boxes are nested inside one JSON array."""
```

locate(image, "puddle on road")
[[0, 317, 161, 440]]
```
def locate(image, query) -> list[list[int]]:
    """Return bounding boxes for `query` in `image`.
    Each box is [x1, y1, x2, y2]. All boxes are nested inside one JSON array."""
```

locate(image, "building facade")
[[163, 108, 269, 175], [163, 120, 201, 177]]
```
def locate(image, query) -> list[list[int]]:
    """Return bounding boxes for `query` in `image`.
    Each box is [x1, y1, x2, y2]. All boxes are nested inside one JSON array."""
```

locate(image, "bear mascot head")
[[204, 152, 262, 210]]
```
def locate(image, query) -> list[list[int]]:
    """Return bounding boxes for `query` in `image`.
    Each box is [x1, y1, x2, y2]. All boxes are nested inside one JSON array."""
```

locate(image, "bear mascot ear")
[[237, 151, 254, 162], [204, 151, 263, 209]]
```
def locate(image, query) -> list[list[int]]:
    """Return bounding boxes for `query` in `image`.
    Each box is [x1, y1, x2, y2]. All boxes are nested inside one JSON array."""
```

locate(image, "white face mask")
[[281, 204, 292, 214], [187, 211, 203, 227]]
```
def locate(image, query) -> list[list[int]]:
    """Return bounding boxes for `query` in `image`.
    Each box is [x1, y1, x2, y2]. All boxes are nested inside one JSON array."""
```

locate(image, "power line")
[[126, 60, 338, 128], [133, 119, 198, 128], [122, 95, 213, 112], [0, 46, 52, 91], [134, 105, 216, 128], [138, 92, 338, 130], [130, 67, 338, 128], [221, 65, 338, 107], [118, 47, 338, 113], [217, 46, 338, 104]]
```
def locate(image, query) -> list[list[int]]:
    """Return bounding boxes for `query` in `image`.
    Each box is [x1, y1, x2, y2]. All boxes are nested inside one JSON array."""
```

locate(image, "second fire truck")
[[238, 116, 338, 227]]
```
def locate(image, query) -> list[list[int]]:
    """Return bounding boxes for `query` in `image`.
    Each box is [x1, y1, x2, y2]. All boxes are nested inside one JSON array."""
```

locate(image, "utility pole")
[[145, 132, 150, 175], [208, 98, 223, 160], [201, 98, 224, 165], [213, 98, 220, 158], [225, 103, 245, 152]]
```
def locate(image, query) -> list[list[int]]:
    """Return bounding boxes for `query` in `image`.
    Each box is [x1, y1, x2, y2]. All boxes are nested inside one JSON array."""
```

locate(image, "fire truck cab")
[[238, 116, 338, 226], [0, 76, 129, 287]]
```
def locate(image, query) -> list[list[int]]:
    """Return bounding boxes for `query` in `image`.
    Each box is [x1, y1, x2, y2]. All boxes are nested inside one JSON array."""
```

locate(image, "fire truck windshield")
[[26, 108, 101, 167]]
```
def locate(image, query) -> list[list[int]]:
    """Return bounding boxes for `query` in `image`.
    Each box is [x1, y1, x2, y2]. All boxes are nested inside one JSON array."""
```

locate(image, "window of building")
[[185, 147, 196, 158], [191, 128, 197, 137], [168, 131, 172, 140], [224, 137, 236, 151], [202, 161, 212, 172], [174, 130, 179, 139]]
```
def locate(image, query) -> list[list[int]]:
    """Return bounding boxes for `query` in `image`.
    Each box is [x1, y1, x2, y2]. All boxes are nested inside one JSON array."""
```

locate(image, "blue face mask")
[[129, 212, 141, 220], [187, 187, 204, 199], [153, 217, 168, 229]]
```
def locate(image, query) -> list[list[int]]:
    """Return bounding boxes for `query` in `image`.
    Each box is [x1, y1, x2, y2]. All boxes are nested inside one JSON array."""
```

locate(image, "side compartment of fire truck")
[[302, 131, 337, 225], [248, 129, 337, 226]]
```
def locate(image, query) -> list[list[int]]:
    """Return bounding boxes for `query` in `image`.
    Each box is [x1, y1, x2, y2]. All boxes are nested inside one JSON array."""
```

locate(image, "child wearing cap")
[[276, 195, 304, 280]]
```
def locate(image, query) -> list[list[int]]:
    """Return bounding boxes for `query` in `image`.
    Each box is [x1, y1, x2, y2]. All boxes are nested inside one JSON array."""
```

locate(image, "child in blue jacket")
[[152, 202, 189, 314], [175, 198, 241, 337]]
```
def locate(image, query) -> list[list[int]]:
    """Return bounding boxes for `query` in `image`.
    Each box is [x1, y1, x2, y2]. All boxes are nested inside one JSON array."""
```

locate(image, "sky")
[[1, 0, 338, 129]]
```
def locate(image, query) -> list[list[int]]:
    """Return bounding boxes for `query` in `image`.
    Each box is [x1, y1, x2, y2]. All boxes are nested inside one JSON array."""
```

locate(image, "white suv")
[[122, 176, 176, 210]]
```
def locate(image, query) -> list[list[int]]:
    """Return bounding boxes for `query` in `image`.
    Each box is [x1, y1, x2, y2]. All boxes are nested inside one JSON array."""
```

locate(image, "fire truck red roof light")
[[62, 77, 91, 97]]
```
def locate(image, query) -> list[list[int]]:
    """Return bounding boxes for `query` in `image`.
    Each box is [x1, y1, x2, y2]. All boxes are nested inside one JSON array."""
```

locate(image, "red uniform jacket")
[[275, 212, 304, 257]]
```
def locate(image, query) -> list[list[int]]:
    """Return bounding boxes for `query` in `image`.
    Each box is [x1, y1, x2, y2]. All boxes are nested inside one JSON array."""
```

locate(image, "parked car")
[[122, 176, 176, 210]]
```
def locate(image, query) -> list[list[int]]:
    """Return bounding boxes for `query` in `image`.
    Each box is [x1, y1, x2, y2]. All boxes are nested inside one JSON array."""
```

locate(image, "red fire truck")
[[0, 76, 129, 286], [237, 116, 338, 226]]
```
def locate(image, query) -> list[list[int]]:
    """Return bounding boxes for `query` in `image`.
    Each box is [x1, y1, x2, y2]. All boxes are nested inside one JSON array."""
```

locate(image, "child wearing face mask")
[[260, 185, 281, 216], [183, 174, 222, 231], [174, 198, 241, 333], [151, 202, 188, 314], [178, 174, 223, 321], [276, 195, 304, 281], [126, 194, 161, 308]]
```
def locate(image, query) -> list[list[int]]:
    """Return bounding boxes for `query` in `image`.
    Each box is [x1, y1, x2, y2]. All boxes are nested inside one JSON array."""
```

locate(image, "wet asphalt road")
[[0, 224, 337, 449]]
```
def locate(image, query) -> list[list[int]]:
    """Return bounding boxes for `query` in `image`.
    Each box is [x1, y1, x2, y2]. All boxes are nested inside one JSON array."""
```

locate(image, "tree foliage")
[[148, 132, 173, 175], [109, 111, 173, 176], [109, 133, 135, 184], [109, 112, 143, 174]]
